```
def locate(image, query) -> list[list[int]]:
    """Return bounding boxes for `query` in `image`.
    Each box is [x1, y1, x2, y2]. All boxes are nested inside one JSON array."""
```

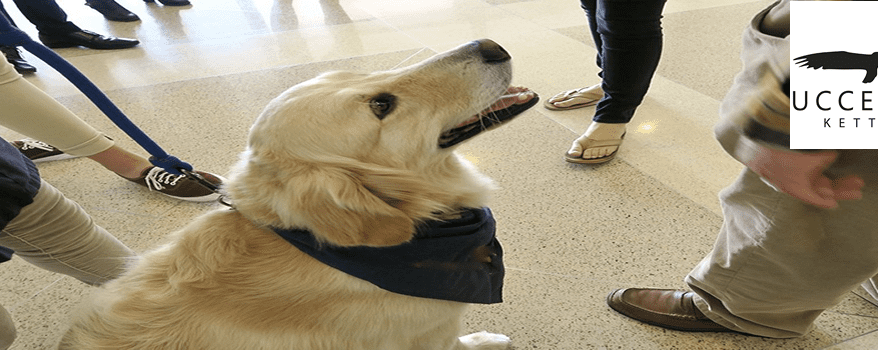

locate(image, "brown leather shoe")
[[607, 288, 735, 332]]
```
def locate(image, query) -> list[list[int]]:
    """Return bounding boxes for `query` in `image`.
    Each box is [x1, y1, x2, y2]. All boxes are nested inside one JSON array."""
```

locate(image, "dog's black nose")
[[475, 39, 510, 63]]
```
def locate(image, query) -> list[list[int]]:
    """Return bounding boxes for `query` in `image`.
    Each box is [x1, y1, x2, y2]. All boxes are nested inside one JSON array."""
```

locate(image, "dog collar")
[[270, 207, 504, 304]]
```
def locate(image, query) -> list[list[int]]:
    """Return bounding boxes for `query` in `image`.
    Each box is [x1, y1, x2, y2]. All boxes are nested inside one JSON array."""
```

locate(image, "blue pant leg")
[[9, 0, 79, 35], [586, 0, 666, 124]]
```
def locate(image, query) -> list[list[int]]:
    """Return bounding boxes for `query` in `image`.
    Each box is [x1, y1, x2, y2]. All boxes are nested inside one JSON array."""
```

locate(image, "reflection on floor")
[[2, 0, 876, 349]]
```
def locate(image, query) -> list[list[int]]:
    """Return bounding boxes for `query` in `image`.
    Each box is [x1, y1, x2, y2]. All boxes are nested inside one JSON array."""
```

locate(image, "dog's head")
[[227, 39, 536, 247]]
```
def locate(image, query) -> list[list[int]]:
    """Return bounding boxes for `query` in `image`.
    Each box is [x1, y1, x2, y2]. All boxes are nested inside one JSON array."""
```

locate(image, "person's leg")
[[591, 0, 664, 124], [687, 150, 878, 337], [0, 179, 133, 349], [0, 180, 135, 286], [8, 0, 80, 36], [0, 60, 223, 201], [0, 60, 153, 178], [8, 0, 139, 49], [567, 0, 666, 161], [543, 0, 603, 112], [0, 1, 18, 28], [0, 61, 114, 157], [0, 0, 38, 74], [580, 0, 601, 71], [0, 305, 14, 350], [84, 0, 140, 23]]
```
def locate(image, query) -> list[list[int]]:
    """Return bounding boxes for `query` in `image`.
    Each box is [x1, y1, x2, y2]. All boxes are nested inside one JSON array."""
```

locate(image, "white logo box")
[[791, 1, 878, 149]]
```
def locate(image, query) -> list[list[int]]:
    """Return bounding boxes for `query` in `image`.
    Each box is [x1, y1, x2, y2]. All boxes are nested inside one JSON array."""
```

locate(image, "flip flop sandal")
[[564, 132, 625, 164], [544, 84, 603, 111]]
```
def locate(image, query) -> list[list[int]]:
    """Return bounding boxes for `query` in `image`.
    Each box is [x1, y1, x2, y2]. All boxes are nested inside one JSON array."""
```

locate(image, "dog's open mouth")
[[438, 87, 539, 148]]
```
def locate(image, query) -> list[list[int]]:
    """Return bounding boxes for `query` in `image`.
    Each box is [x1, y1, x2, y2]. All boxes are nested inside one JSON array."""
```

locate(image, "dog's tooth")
[[497, 90, 533, 102]]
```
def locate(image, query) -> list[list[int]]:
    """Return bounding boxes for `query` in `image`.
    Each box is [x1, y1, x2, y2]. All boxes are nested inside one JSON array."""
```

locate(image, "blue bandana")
[[271, 207, 504, 304]]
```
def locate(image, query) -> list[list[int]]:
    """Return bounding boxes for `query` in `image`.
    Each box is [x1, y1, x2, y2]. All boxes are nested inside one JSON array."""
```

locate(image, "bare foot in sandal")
[[565, 122, 626, 164], [544, 84, 603, 111]]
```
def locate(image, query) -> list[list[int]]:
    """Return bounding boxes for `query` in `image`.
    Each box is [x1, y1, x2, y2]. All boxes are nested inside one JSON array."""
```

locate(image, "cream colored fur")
[[59, 40, 514, 350]]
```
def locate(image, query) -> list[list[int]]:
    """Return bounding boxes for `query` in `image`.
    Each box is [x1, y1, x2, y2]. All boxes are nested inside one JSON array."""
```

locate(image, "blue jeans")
[[580, 0, 666, 124]]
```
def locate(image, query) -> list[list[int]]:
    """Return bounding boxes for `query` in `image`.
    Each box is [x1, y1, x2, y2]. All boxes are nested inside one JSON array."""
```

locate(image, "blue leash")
[[0, 16, 219, 192]]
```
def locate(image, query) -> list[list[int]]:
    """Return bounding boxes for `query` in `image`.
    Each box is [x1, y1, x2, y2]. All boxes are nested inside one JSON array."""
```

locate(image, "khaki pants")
[[686, 150, 878, 338], [0, 58, 113, 157], [0, 180, 135, 349]]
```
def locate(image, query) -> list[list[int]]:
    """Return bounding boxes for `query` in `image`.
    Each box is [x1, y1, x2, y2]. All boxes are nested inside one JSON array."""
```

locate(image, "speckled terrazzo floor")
[[2, 0, 878, 349]]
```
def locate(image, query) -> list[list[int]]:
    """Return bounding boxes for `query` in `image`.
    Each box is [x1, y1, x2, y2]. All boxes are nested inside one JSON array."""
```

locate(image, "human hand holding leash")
[[747, 148, 864, 209]]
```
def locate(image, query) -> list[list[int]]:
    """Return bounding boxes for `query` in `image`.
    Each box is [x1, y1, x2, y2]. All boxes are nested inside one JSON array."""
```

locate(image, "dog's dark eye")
[[369, 93, 396, 120]]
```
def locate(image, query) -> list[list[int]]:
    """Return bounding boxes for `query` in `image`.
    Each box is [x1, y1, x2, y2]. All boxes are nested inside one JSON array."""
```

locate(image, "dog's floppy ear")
[[298, 164, 428, 247], [229, 156, 451, 248]]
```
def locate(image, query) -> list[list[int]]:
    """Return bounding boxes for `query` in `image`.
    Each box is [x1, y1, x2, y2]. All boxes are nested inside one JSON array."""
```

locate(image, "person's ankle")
[[584, 122, 627, 139], [117, 166, 151, 180]]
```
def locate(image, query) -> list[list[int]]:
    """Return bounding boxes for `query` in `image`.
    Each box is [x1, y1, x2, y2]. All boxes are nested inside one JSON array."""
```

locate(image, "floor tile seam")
[[825, 310, 878, 321], [565, 149, 726, 222], [34, 17, 420, 98], [504, 267, 664, 287], [663, 0, 769, 16], [606, 156, 726, 219], [489, 1, 555, 33], [504, 106, 728, 219], [387, 47, 434, 70], [8, 277, 63, 314], [77, 204, 185, 220], [43, 46, 432, 102], [651, 74, 730, 108], [338, 1, 437, 50], [88, 197, 192, 222], [530, 69, 730, 145], [349, 0, 499, 21], [547, 23, 592, 45], [352, 2, 556, 51], [540, 24, 732, 109], [543, 22, 739, 107], [616, 75, 741, 214], [826, 292, 878, 319], [138, 17, 388, 49], [503, 267, 700, 300], [505, 266, 585, 280], [414, 26, 560, 59], [822, 328, 878, 350], [362, 14, 430, 53]]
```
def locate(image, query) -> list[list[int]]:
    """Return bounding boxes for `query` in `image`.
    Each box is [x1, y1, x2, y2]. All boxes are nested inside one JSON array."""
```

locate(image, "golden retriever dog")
[[59, 39, 538, 350]]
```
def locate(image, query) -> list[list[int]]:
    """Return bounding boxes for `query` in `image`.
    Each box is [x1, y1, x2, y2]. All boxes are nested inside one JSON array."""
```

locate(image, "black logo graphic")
[[795, 51, 878, 83]]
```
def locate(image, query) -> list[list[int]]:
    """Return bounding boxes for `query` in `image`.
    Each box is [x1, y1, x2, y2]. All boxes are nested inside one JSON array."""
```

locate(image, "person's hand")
[[746, 148, 864, 209]]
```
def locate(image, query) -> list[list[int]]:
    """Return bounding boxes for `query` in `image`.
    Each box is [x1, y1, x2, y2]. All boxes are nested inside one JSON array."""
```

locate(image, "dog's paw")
[[458, 331, 511, 349]]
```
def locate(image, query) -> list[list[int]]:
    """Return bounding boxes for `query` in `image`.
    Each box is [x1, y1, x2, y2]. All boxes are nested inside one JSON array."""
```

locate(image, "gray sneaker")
[[10, 139, 78, 163], [124, 166, 226, 202]]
